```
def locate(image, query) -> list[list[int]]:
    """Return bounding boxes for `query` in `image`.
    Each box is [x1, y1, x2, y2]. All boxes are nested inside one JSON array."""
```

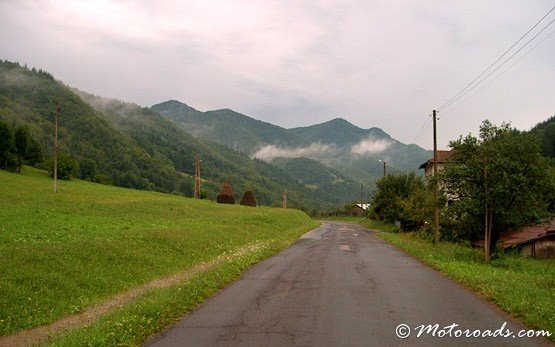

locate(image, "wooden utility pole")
[[282, 190, 287, 208], [53, 102, 60, 193], [383, 161, 386, 177], [484, 156, 490, 262], [194, 156, 201, 199], [360, 182, 363, 206], [433, 110, 440, 244]]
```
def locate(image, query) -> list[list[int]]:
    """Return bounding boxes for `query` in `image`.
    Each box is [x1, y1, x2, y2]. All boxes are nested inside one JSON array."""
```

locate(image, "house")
[[418, 150, 454, 178], [419, 149, 458, 202], [348, 203, 370, 217]]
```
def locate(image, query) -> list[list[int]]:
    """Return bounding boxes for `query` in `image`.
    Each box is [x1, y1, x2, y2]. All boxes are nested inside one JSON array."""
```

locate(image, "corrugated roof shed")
[[500, 218, 555, 249]]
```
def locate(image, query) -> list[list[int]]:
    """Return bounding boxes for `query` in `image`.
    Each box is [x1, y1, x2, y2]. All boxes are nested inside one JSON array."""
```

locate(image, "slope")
[[288, 118, 431, 184], [289, 117, 391, 147], [272, 157, 361, 206], [0, 61, 327, 207], [0, 60, 182, 193], [151, 100, 307, 153], [0, 167, 317, 338], [154, 99, 431, 186], [75, 90, 327, 207]]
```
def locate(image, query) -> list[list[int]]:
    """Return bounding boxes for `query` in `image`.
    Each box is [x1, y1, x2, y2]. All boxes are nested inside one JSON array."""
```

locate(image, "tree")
[[13, 125, 29, 172], [398, 186, 436, 230], [49, 153, 79, 180], [440, 120, 553, 256], [0, 120, 15, 170], [25, 137, 44, 166], [79, 158, 97, 181], [372, 172, 424, 222]]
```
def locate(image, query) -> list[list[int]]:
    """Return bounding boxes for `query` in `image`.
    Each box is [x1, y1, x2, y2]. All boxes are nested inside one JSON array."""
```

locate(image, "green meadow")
[[0, 167, 318, 336]]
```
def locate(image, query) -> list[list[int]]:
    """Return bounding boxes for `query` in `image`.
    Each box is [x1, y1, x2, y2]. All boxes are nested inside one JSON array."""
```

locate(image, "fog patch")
[[351, 138, 392, 155], [253, 143, 335, 161]]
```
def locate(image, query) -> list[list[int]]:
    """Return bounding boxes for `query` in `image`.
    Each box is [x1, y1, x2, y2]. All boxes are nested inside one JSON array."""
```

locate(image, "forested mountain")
[[153, 100, 432, 189], [0, 60, 334, 208], [151, 100, 307, 153], [289, 118, 391, 147], [288, 118, 431, 178], [75, 90, 332, 206]]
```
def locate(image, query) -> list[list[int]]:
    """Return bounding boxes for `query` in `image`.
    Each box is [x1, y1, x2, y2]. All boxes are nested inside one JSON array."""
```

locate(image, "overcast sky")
[[1, 0, 554, 149]]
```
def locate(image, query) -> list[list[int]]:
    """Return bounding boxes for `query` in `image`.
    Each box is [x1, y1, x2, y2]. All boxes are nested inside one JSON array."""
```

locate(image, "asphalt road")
[[146, 222, 550, 347]]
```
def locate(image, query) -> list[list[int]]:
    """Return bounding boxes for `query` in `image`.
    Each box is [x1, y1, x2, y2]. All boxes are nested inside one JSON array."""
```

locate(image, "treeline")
[[0, 120, 43, 172], [529, 115, 555, 161], [371, 121, 554, 254]]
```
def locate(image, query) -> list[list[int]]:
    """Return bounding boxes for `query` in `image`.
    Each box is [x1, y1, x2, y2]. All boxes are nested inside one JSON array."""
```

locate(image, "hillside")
[[0, 61, 331, 208], [272, 157, 361, 206], [529, 115, 555, 160], [75, 90, 326, 207], [289, 118, 431, 178], [289, 118, 391, 147], [151, 100, 307, 153], [0, 167, 318, 338], [0, 60, 190, 193]]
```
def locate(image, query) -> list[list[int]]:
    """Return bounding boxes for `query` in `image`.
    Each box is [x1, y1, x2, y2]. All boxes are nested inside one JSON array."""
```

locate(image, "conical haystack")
[[240, 189, 256, 207], [217, 182, 235, 204]]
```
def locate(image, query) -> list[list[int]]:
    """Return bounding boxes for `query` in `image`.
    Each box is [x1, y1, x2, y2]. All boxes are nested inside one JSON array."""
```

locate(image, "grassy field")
[[0, 167, 319, 337], [339, 217, 554, 341]]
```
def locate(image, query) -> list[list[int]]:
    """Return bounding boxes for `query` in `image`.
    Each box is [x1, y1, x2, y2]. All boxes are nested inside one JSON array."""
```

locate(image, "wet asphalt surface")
[[146, 222, 551, 347]]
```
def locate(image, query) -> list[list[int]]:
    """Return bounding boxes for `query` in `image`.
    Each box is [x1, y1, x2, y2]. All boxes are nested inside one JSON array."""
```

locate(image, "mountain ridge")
[[151, 99, 433, 188]]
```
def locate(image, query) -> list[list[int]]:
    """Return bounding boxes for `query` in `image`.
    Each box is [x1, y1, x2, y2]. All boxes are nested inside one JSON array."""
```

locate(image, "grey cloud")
[[1, 0, 553, 149]]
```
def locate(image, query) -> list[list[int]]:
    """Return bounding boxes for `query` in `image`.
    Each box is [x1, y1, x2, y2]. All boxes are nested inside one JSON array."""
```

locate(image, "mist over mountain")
[[0, 61, 340, 208], [152, 100, 307, 153], [152, 100, 433, 188]]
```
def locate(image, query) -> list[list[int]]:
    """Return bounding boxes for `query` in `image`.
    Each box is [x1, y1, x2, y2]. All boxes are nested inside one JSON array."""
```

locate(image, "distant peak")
[[320, 117, 361, 130], [152, 99, 195, 111]]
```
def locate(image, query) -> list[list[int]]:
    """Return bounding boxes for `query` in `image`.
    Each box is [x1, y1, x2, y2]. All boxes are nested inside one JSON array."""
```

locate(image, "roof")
[[419, 150, 454, 169], [500, 218, 555, 249], [356, 203, 371, 211]]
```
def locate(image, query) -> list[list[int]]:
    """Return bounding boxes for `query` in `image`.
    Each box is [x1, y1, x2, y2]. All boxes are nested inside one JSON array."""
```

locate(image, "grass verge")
[[0, 167, 318, 337], [339, 217, 554, 342], [48, 239, 291, 346]]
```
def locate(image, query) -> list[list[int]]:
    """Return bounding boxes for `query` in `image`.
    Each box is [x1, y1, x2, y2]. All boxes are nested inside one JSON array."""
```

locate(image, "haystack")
[[217, 182, 235, 204], [240, 189, 256, 207]]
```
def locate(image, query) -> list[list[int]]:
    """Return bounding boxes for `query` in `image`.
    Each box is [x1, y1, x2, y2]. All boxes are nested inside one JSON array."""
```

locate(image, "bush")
[[48, 154, 79, 180]]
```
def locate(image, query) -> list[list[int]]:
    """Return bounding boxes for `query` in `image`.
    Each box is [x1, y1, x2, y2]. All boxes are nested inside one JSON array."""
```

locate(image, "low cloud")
[[252, 143, 335, 161], [351, 138, 392, 155]]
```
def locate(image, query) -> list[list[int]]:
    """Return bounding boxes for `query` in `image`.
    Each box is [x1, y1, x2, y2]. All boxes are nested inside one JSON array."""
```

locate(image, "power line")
[[410, 115, 432, 145], [441, 22, 555, 117], [438, 5, 555, 112]]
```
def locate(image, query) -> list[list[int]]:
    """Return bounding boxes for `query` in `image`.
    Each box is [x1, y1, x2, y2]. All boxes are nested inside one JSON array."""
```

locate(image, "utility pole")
[[194, 156, 201, 199], [484, 156, 490, 262], [383, 161, 386, 177], [360, 182, 363, 206], [433, 110, 440, 244], [283, 190, 287, 208], [53, 102, 60, 193]]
